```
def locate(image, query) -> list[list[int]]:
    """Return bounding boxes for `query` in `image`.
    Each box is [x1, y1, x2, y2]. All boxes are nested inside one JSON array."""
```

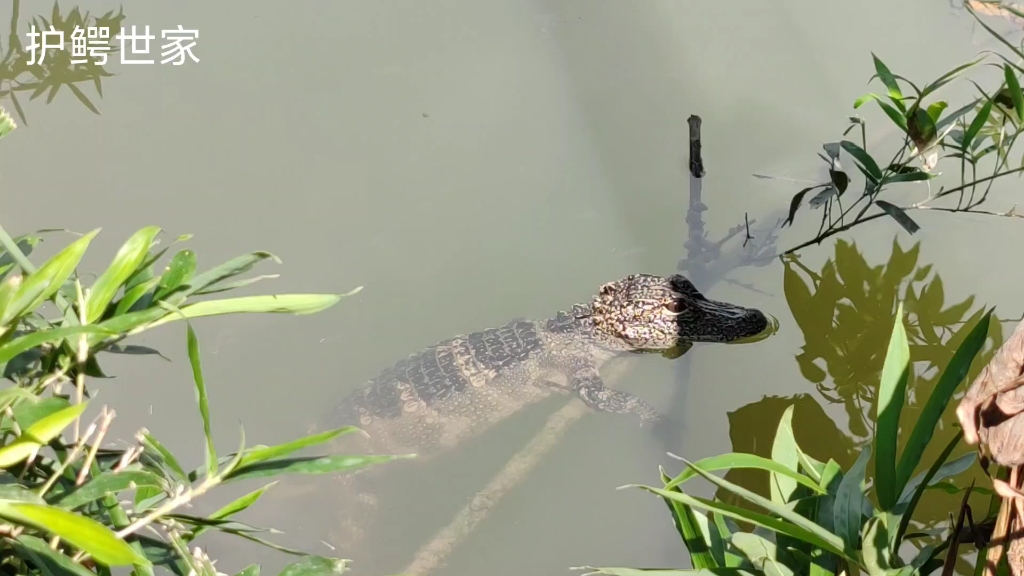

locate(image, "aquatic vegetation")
[[0, 107, 407, 575]]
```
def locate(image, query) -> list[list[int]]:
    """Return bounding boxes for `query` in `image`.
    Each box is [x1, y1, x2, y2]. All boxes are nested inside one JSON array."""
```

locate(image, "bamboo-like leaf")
[[277, 557, 350, 576], [894, 433, 971, 544], [12, 534, 95, 576], [86, 226, 162, 323], [872, 53, 905, 112], [55, 470, 166, 510], [186, 324, 217, 480], [1005, 64, 1024, 124], [1, 230, 99, 326], [235, 565, 261, 576], [874, 201, 920, 235], [0, 402, 89, 468], [147, 292, 355, 330], [223, 453, 412, 482], [235, 426, 362, 470], [575, 569, 759, 576], [771, 406, 801, 506], [0, 500, 149, 566], [839, 141, 883, 183], [896, 309, 990, 491], [0, 325, 114, 364], [875, 302, 910, 511], [964, 99, 995, 151], [138, 431, 187, 482], [154, 249, 197, 301]]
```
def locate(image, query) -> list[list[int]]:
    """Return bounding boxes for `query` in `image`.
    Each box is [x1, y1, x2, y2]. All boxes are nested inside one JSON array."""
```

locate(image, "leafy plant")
[[0, 106, 410, 575], [776, 1, 1024, 256], [579, 302, 995, 576]]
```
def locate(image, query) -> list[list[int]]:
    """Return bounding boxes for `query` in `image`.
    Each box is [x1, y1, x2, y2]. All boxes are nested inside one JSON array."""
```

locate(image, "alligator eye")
[[664, 301, 684, 313]]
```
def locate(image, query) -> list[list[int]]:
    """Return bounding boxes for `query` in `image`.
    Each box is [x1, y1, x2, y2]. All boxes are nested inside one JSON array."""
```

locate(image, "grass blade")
[[833, 446, 871, 553], [235, 426, 362, 470], [186, 324, 217, 480], [223, 453, 412, 482], [896, 309, 991, 490], [146, 293, 355, 330], [665, 453, 825, 495], [659, 468, 718, 569], [875, 301, 911, 511]]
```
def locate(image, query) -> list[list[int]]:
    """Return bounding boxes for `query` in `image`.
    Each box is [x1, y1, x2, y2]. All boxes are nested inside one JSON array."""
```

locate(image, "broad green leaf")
[[839, 141, 883, 183], [730, 532, 795, 576], [277, 556, 350, 576], [86, 226, 162, 323], [146, 292, 354, 330], [8, 396, 71, 431], [875, 301, 910, 511], [0, 500, 149, 566], [0, 325, 115, 364], [896, 309, 991, 490], [224, 453, 412, 482], [632, 484, 851, 560], [862, 515, 895, 575], [0, 484, 45, 504], [12, 534, 96, 576], [664, 453, 825, 495], [665, 459, 849, 557], [0, 386, 41, 413], [1005, 64, 1024, 124], [186, 324, 217, 480], [833, 447, 870, 553], [770, 405, 801, 506], [1, 229, 99, 326], [154, 249, 197, 301], [55, 470, 166, 510], [659, 468, 718, 569], [235, 426, 362, 470], [0, 402, 88, 468]]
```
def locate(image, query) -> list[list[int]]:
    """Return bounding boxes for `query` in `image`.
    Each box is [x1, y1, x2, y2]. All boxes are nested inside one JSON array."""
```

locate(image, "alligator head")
[[588, 273, 770, 352]]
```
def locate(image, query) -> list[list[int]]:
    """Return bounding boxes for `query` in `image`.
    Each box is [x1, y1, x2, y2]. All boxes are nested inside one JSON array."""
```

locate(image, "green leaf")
[[12, 534, 96, 576], [666, 458, 849, 556], [1, 229, 99, 326], [874, 201, 920, 235], [833, 446, 871, 553], [659, 468, 718, 569], [277, 556, 350, 576], [137, 430, 187, 482], [882, 171, 936, 185], [896, 309, 990, 491], [0, 325, 115, 364], [964, 99, 994, 150], [0, 106, 17, 140], [861, 515, 895, 575], [55, 470, 166, 510], [840, 141, 883, 183], [0, 500, 149, 566], [0, 402, 88, 468], [154, 249, 197, 301], [631, 483, 852, 561], [894, 435, 974, 542], [235, 565, 261, 576], [0, 273, 22, 323], [235, 426, 362, 470], [664, 453, 825, 495], [185, 324, 217, 480], [224, 453, 411, 482], [875, 302, 911, 511], [113, 277, 160, 316], [730, 532, 795, 576], [770, 405, 801, 506], [853, 93, 907, 132], [146, 292, 355, 330], [872, 53, 905, 112], [1005, 64, 1024, 124], [86, 226, 162, 323]]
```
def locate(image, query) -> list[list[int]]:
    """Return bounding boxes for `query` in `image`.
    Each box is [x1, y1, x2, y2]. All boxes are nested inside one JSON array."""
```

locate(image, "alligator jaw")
[[677, 296, 772, 344]]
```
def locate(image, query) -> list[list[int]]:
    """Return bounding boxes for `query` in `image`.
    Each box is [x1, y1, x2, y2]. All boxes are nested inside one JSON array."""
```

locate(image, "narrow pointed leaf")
[[0, 325, 114, 364], [146, 293, 354, 330], [235, 426, 362, 470], [876, 302, 911, 510], [186, 324, 217, 479], [2, 230, 98, 326], [0, 500, 149, 566], [86, 226, 161, 323], [1005, 64, 1024, 124], [833, 446, 871, 552], [223, 453, 412, 482], [875, 201, 921, 235], [664, 453, 825, 495]]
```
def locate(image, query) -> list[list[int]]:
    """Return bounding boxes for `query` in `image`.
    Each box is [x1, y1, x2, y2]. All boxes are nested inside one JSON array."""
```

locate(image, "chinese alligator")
[[298, 273, 771, 559]]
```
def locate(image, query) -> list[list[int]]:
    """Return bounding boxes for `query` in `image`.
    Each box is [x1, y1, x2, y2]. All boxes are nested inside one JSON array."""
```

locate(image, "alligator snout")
[[678, 297, 771, 343]]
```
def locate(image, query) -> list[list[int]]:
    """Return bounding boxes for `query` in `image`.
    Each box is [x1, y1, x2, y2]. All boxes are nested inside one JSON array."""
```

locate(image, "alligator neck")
[[544, 302, 597, 336]]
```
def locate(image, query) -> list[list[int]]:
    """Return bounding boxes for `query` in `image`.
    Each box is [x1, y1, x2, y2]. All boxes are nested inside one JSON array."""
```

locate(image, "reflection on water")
[[0, 1, 124, 124], [1, 1, 1017, 575]]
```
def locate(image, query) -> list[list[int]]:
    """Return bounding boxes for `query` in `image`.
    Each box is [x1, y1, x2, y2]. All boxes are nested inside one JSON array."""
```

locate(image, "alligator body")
[[288, 273, 769, 566]]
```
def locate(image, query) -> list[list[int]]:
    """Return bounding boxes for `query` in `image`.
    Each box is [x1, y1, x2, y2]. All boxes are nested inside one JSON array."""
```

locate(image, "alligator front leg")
[[570, 368, 660, 426]]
